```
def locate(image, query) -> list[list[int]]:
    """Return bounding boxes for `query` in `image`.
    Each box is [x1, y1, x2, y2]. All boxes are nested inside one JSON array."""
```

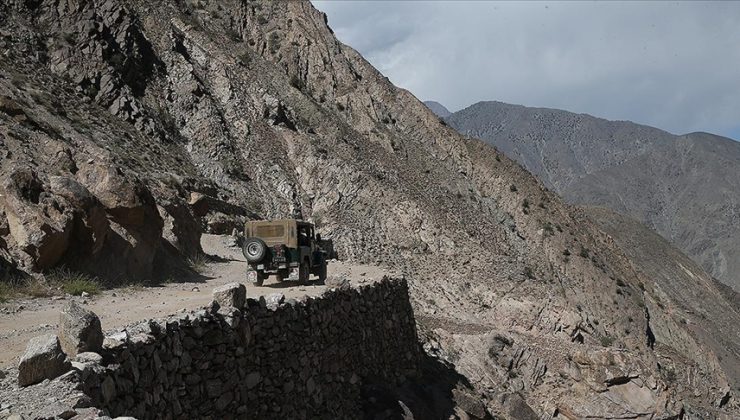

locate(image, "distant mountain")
[[446, 101, 740, 291], [423, 101, 451, 118]]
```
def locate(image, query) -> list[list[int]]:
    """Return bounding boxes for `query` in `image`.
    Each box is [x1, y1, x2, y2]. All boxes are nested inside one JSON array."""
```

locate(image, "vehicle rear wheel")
[[298, 261, 309, 284], [317, 260, 327, 284]]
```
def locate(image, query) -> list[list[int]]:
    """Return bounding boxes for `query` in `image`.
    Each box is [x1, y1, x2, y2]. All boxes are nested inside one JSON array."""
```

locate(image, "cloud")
[[312, 1, 740, 139]]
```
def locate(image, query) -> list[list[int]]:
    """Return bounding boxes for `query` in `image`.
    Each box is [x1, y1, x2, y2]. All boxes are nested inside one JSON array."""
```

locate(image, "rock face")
[[445, 101, 740, 292], [0, 0, 737, 416], [17, 334, 70, 387], [211, 282, 246, 309], [59, 301, 104, 357]]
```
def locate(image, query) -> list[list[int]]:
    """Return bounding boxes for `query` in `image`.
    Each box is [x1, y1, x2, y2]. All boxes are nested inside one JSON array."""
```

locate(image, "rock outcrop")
[[59, 301, 104, 357]]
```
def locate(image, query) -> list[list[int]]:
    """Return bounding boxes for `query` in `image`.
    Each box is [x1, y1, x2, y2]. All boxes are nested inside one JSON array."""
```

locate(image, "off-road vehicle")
[[242, 219, 330, 286]]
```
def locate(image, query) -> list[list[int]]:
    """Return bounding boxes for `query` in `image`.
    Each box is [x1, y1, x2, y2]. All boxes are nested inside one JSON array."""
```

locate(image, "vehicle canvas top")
[[245, 219, 311, 248]]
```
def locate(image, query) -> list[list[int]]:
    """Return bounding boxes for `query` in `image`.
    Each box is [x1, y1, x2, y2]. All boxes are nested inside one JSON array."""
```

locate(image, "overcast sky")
[[312, 1, 740, 140]]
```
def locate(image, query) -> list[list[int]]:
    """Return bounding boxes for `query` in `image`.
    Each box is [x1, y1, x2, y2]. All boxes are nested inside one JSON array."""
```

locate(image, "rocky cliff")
[[0, 0, 737, 417], [445, 101, 740, 292]]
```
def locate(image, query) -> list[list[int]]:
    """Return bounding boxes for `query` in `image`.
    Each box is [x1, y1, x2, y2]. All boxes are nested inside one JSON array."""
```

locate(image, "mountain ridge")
[[446, 100, 740, 291], [423, 100, 452, 118]]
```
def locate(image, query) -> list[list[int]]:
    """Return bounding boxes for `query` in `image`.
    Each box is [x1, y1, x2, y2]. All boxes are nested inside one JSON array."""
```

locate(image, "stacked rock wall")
[[80, 278, 419, 419]]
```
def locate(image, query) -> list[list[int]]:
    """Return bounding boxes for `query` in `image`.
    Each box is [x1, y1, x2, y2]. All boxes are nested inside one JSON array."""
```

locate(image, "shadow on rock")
[[361, 351, 491, 420]]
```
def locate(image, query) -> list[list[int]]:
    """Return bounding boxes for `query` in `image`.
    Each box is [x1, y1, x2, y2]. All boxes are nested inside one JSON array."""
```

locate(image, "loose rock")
[[212, 282, 246, 309], [59, 301, 104, 357], [18, 334, 71, 386]]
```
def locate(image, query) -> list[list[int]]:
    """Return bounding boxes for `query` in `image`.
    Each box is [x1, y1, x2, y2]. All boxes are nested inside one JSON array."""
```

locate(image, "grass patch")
[[542, 221, 554, 237], [600, 335, 615, 347], [47, 268, 101, 296], [25, 277, 55, 298], [0, 282, 12, 303], [188, 253, 211, 274]]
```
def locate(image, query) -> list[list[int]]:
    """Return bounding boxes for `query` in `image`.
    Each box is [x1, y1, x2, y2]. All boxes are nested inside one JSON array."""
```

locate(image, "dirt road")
[[0, 235, 393, 369]]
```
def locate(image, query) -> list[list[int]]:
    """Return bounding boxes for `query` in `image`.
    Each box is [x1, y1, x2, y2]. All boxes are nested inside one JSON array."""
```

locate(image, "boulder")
[[0, 168, 75, 271], [59, 301, 104, 357], [17, 334, 71, 386], [157, 197, 202, 259], [212, 282, 246, 309], [75, 160, 164, 279]]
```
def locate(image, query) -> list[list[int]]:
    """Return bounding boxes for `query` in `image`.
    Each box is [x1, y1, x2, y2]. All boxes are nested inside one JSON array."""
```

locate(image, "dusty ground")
[[0, 234, 394, 369]]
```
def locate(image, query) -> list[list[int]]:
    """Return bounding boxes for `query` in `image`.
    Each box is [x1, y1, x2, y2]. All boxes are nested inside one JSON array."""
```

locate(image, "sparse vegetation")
[[237, 52, 251, 67], [109, 52, 126, 69], [336, 102, 345, 111], [188, 253, 211, 274], [24, 276, 54, 298], [542, 221, 554, 237], [48, 268, 101, 296], [523, 266, 535, 279], [510, 184, 517, 192], [0, 282, 11, 302], [600, 335, 615, 347], [63, 32, 77, 45], [579, 246, 589, 258], [663, 366, 677, 383]]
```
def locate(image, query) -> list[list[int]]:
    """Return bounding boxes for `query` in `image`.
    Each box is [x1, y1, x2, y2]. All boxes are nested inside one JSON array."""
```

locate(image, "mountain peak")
[[423, 100, 452, 118]]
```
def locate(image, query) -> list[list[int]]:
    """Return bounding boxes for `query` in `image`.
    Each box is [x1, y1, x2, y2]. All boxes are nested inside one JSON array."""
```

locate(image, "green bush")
[[48, 268, 101, 296], [63, 278, 101, 296], [600, 335, 615, 347], [0, 282, 10, 303], [188, 253, 211, 274], [542, 222, 554, 237]]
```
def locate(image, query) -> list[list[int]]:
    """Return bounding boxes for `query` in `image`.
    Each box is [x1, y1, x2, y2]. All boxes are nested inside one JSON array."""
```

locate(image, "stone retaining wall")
[[78, 277, 420, 419]]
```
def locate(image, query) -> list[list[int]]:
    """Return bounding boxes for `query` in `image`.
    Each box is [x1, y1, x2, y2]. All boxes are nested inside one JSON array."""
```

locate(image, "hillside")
[[584, 206, 740, 395], [0, 0, 737, 417], [445, 101, 740, 292]]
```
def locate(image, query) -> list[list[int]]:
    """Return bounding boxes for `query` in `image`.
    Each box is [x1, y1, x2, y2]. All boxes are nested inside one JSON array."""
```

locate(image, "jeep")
[[242, 219, 329, 286]]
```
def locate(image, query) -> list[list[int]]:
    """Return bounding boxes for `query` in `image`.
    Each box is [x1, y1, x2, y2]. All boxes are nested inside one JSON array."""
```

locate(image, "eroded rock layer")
[[0, 0, 737, 417]]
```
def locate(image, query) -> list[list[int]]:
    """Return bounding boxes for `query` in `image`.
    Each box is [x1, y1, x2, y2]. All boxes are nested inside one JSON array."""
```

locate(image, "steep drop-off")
[[446, 101, 740, 292]]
